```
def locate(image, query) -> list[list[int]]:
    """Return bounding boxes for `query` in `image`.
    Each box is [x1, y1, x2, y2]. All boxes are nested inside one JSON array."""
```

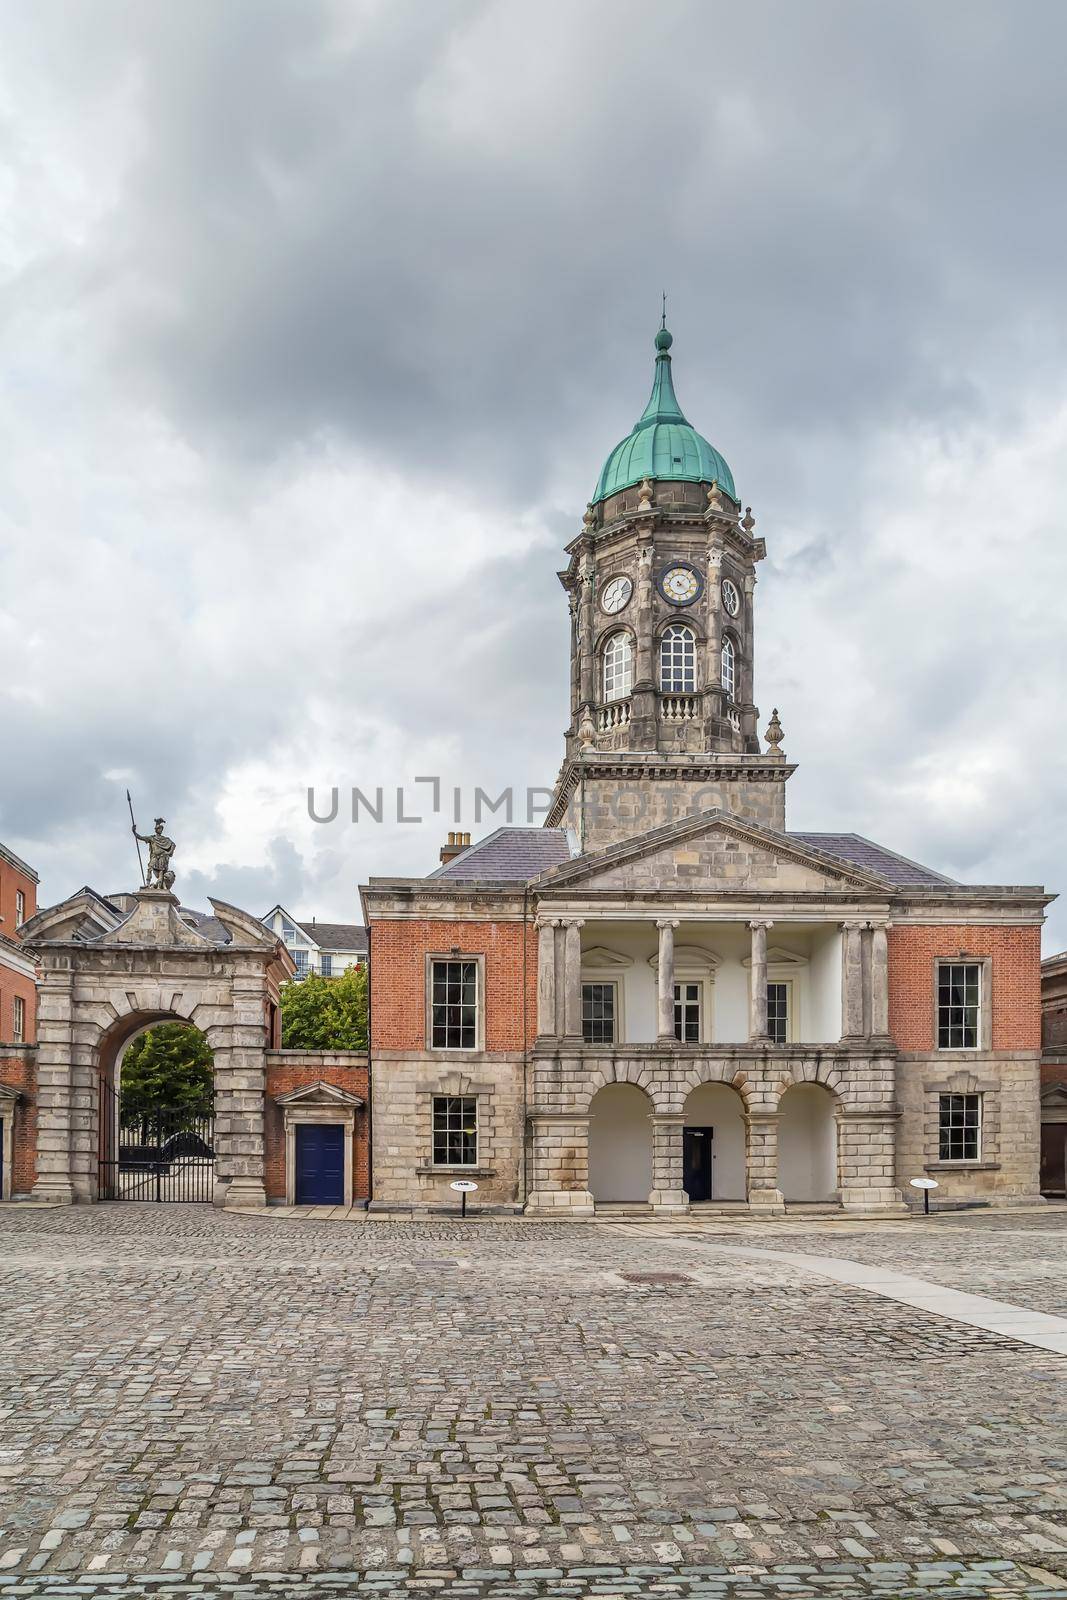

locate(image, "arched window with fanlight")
[[659, 623, 696, 693], [720, 634, 736, 700], [602, 632, 633, 702]]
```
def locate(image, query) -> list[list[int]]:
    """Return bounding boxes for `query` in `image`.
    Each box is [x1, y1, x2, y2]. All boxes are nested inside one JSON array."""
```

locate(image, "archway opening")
[[98, 1015, 215, 1202], [683, 1082, 746, 1201], [778, 1082, 837, 1202], [588, 1082, 652, 1204]]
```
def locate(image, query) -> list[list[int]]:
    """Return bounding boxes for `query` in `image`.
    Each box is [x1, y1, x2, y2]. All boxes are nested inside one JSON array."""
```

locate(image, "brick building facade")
[[0, 841, 39, 1199], [362, 325, 1052, 1216], [1040, 950, 1067, 1195]]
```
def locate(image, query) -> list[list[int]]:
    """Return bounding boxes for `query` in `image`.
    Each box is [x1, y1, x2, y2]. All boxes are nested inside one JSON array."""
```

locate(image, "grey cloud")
[[3, 0, 1066, 949]]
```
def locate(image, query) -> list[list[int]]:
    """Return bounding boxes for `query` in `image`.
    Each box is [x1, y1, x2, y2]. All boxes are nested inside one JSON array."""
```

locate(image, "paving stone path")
[[2, 1205, 1067, 1598]]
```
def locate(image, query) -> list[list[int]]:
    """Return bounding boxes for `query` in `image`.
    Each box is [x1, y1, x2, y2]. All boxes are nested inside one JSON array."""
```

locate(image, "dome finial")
[[655, 291, 673, 353]]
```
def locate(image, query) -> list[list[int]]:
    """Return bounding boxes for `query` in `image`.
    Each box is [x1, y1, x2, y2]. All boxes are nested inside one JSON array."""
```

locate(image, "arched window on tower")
[[660, 624, 696, 693], [603, 632, 633, 703], [720, 634, 736, 700]]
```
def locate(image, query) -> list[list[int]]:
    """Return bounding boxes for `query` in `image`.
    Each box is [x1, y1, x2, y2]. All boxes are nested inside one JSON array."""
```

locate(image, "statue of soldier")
[[133, 817, 176, 891]]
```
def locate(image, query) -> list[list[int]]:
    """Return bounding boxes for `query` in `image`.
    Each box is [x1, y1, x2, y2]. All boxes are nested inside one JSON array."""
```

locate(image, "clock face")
[[658, 563, 704, 607], [721, 578, 741, 617], [600, 574, 633, 615]]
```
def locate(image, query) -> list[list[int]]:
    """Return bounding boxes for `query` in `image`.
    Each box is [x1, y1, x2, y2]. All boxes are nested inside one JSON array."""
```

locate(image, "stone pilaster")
[[746, 1108, 784, 1212], [214, 968, 269, 1209], [31, 957, 77, 1204], [524, 1112, 595, 1215], [648, 1113, 689, 1213], [870, 921, 890, 1038], [837, 1106, 908, 1214], [656, 918, 679, 1041]]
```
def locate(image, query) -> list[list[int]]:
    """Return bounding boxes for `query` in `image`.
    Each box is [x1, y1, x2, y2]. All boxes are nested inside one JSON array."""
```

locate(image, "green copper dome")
[[592, 325, 736, 504]]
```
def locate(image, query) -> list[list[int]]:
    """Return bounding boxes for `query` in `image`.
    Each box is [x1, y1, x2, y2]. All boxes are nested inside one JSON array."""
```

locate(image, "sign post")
[[909, 1176, 939, 1215], [449, 1178, 478, 1218]]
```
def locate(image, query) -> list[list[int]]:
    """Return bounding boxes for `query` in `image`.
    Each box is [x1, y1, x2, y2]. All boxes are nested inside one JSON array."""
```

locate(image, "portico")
[[524, 815, 906, 1217]]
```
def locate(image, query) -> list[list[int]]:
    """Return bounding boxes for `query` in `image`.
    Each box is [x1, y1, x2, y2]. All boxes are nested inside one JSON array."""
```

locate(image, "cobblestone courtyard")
[[3, 1206, 1067, 1599]]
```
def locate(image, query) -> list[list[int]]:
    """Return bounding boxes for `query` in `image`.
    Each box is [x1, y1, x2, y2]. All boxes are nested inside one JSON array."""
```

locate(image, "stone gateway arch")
[[19, 885, 294, 1207]]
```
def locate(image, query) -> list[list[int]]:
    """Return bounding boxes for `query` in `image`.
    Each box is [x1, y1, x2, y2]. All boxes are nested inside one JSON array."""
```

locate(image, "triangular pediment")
[[273, 1079, 365, 1109], [534, 810, 890, 896]]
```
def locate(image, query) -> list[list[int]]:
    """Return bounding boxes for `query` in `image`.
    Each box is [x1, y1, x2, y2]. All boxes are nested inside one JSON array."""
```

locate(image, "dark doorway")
[[295, 1123, 345, 1205], [1040, 1123, 1067, 1197], [683, 1126, 714, 1202]]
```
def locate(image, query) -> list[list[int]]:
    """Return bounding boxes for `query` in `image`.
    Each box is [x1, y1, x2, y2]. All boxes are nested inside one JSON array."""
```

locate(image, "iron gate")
[[99, 1078, 216, 1202]]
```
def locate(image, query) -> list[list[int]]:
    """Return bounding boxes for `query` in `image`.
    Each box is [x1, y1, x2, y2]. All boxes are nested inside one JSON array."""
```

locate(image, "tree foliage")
[[120, 1022, 214, 1128], [280, 964, 368, 1050]]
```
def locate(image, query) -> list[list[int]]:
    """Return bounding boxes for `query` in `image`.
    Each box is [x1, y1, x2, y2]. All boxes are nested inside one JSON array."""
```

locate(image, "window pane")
[[430, 960, 478, 1048], [673, 981, 701, 1042], [937, 962, 980, 1049], [938, 1092, 981, 1160], [767, 982, 789, 1044], [432, 1094, 478, 1165], [582, 982, 616, 1044], [659, 624, 696, 693], [603, 633, 633, 702], [721, 636, 736, 699]]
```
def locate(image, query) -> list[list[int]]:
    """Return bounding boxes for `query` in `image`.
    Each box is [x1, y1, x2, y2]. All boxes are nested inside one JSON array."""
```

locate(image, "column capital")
[[747, 917, 773, 931], [558, 916, 585, 930], [840, 918, 867, 932], [534, 915, 562, 931], [655, 916, 681, 930]]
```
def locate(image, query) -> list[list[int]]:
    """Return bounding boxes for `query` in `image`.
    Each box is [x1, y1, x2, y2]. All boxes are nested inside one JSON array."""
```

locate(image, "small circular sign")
[[449, 1180, 478, 1193], [909, 1177, 940, 1190]]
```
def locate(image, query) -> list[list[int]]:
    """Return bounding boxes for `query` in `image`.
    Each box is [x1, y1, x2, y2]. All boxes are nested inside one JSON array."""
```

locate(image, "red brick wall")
[[888, 924, 1042, 1051], [0, 854, 36, 939], [0, 964, 36, 1046], [0, 850, 38, 1045], [0, 1051, 37, 1193], [370, 918, 537, 1052], [263, 1057, 370, 1202]]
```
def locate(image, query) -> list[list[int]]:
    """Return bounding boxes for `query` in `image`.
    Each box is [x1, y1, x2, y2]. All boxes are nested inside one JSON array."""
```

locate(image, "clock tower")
[[547, 322, 794, 850]]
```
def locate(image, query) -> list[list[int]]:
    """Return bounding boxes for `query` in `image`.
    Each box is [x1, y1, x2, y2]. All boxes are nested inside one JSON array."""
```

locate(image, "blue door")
[[295, 1123, 345, 1205]]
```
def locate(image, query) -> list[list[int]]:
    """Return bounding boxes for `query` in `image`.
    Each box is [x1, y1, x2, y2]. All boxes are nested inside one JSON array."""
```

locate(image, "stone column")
[[837, 1106, 907, 1214], [748, 919, 772, 1040], [840, 921, 866, 1038], [524, 1112, 595, 1215], [562, 919, 585, 1039], [656, 918, 679, 1041], [649, 1113, 689, 1213], [870, 921, 890, 1038], [536, 918, 560, 1037], [31, 956, 77, 1204], [746, 1109, 785, 1213]]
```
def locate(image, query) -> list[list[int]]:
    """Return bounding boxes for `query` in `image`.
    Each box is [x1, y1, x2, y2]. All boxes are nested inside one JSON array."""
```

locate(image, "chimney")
[[439, 830, 471, 865]]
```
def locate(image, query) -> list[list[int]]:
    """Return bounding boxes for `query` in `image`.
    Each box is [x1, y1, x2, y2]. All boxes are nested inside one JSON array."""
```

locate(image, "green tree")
[[280, 964, 368, 1050], [120, 1023, 214, 1137]]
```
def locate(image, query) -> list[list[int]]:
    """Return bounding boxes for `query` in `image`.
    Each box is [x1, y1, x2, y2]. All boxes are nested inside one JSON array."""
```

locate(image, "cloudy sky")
[[2, 0, 1066, 948]]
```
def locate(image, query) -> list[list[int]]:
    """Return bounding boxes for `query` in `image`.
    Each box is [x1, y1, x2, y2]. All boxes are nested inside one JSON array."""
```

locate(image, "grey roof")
[[429, 827, 574, 882], [177, 907, 233, 946], [787, 833, 956, 887], [294, 920, 367, 953]]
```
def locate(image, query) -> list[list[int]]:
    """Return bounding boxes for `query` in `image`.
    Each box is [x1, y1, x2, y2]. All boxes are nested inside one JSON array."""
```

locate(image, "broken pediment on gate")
[[534, 809, 890, 897]]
